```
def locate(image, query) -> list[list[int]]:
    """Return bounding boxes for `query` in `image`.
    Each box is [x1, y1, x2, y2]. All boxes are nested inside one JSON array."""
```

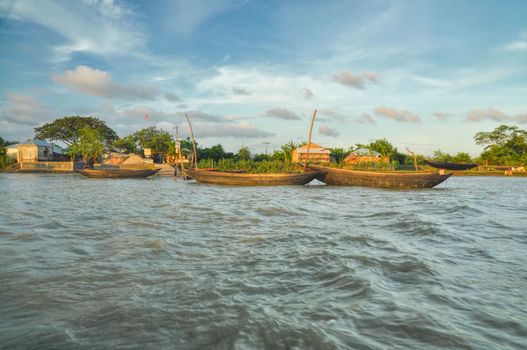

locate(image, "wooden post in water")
[[175, 125, 185, 178], [304, 109, 318, 172], [185, 112, 198, 169], [406, 147, 418, 171]]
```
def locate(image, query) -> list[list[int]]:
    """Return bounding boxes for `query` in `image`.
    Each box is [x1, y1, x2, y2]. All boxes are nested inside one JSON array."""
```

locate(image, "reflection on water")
[[1, 174, 526, 349]]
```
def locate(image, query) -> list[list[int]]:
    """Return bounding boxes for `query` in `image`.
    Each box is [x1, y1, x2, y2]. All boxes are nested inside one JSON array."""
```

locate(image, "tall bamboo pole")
[[185, 112, 198, 169], [303, 109, 318, 172]]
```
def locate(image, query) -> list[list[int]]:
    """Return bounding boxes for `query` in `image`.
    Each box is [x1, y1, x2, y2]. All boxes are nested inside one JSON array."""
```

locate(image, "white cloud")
[[504, 41, 527, 51], [191, 122, 274, 138], [165, 92, 182, 102], [355, 113, 376, 124], [0, 93, 54, 125], [502, 31, 527, 51], [466, 108, 510, 122], [374, 106, 421, 123], [516, 114, 527, 123], [465, 108, 527, 123], [180, 110, 230, 123], [0, 0, 146, 61], [433, 112, 450, 121], [165, 0, 247, 34], [302, 88, 314, 99], [319, 126, 339, 137], [317, 109, 348, 122], [232, 87, 251, 95], [54, 65, 180, 102], [265, 108, 300, 120], [157, 121, 274, 139], [332, 70, 380, 89]]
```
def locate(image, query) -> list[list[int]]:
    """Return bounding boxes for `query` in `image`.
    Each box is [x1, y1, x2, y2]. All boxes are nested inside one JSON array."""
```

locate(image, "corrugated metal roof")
[[297, 148, 331, 154], [351, 148, 382, 156], [19, 139, 52, 147], [11, 140, 65, 154]]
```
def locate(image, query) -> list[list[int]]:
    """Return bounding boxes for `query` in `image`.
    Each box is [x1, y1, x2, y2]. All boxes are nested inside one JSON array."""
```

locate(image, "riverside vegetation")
[[1, 116, 527, 172]]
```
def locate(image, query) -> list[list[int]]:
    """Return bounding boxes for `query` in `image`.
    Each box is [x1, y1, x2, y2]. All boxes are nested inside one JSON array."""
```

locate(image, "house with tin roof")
[[6, 139, 64, 162], [344, 148, 389, 165], [291, 143, 331, 163]]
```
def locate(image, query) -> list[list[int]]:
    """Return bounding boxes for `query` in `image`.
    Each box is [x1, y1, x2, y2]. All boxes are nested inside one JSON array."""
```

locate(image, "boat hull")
[[311, 165, 452, 189], [185, 169, 320, 186], [77, 168, 160, 178], [424, 160, 478, 171]]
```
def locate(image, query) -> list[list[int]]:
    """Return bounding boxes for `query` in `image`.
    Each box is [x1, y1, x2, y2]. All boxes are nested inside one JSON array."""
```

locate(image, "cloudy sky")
[[1, 0, 526, 155]]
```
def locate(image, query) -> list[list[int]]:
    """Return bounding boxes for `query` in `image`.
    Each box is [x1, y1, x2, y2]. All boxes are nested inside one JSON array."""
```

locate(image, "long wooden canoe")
[[77, 168, 160, 178], [185, 168, 320, 186], [310, 165, 452, 189], [424, 160, 478, 171]]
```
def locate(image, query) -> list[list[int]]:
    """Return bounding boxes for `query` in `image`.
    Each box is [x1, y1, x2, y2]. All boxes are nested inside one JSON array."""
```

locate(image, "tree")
[[34, 116, 117, 147], [432, 150, 453, 162], [0, 137, 18, 170], [237, 146, 251, 161], [0, 136, 17, 148], [452, 152, 472, 163], [280, 140, 300, 162], [131, 127, 172, 154], [113, 135, 138, 154], [69, 127, 104, 168], [328, 147, 349, 164], [368, 138, 397, 162], [197, 144, 232, 162], [474, 125, 527, 165]]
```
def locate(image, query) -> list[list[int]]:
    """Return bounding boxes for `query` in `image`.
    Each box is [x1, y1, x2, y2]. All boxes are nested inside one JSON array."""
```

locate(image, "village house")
[[6, 139, 65, 162], [292, 143, 331, 163], [344, 148, 389, 165]]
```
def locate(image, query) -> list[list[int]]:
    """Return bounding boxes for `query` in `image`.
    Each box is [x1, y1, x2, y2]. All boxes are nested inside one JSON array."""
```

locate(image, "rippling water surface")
[[1, 174, 526, 349]]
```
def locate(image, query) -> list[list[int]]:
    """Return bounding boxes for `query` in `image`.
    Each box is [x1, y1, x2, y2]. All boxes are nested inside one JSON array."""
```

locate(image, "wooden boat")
[[77, 168, 160, 178], [310, 165, 452, 189], [424, 160, 478, 171], [184, 168, 320, 186]]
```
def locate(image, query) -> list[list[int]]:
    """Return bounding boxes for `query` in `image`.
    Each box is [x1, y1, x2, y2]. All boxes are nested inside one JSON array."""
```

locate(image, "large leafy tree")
[[474, 125, 527, 165], [197, 144, 233, 162], [113, 135, 139, 154], [34, 116, 118, 147], [132, 127, 172, 154], [368, 138, 397, 162], [69, 127, 104, 168]]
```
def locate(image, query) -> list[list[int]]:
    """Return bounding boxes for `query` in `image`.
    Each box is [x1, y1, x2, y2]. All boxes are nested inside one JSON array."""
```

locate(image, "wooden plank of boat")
[[310, 165, 452, 189], [424, 160, 478, 171], [77, 168, 160, 178], [185, 168, 320, 186]]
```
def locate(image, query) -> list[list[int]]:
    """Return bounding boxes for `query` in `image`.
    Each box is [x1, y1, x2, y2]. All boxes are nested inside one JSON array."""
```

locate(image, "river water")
[[0, 174, 526, 349]]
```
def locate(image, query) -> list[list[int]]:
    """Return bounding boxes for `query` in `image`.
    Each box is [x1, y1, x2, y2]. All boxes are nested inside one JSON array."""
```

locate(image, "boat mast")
[[304, 109, 318, 171], [185, 112, 198, 169]]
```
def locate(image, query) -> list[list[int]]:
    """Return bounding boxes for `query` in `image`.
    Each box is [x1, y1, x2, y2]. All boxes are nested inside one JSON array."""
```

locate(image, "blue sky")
[[1, 0, 526, 155]]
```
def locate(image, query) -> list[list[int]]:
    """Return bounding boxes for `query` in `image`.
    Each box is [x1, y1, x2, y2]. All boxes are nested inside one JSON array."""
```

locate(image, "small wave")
[[255, 207, 303, 217]]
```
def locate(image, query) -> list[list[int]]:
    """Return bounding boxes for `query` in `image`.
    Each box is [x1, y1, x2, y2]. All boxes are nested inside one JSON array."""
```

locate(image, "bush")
[[198, 158, 302, 173]]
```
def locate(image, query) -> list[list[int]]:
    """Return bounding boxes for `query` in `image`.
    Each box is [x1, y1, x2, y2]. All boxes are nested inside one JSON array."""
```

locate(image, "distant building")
[[6, 139, 64, 162], [104, 152, 130, 165], [292, 143, 331, 163], [344, 148, 388, 165]]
